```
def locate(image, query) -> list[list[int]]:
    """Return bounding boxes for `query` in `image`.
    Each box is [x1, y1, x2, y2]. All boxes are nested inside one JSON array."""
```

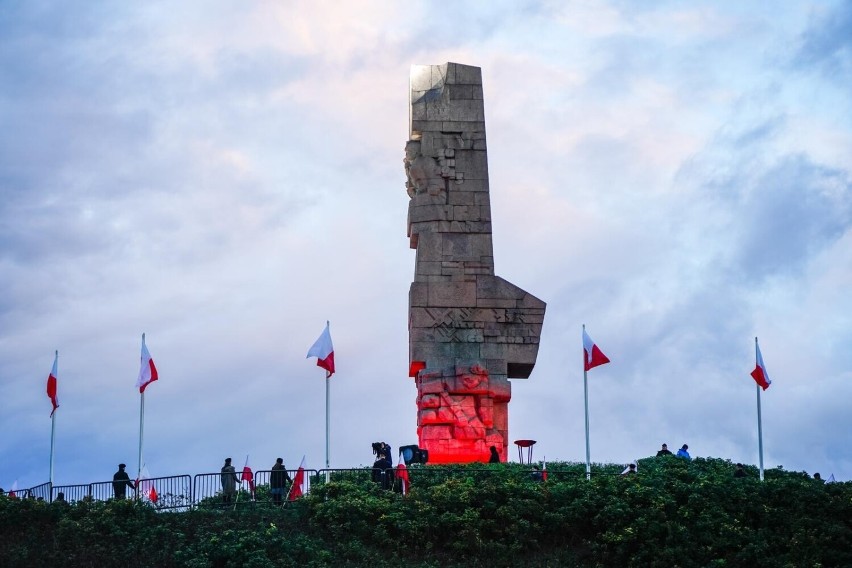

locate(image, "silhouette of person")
[[221, 458, 239, 503], [621, 463, 637, 475], [530, 465, 544, 482], [488, 445, 500, 463], [656, 443, 673, 457], [734, 463, 747, 478], [372, 453, 393, 490], [676, 444, 691, 460], [112, 464, 136, 499], [270, 458, 292, 506]]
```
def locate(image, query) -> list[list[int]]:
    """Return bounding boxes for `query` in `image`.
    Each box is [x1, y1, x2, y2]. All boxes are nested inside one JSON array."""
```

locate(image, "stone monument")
[[405, 62, 546, 463]]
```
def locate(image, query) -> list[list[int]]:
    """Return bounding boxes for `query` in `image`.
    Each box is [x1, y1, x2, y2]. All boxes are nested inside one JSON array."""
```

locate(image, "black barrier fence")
[[52, 484, 90, 503], [8, 466, 626, 508], [138, 475, 193, 511]]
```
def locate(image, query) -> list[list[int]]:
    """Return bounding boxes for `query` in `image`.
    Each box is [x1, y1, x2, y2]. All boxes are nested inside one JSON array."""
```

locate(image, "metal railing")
[[6, 466, 602, 509]]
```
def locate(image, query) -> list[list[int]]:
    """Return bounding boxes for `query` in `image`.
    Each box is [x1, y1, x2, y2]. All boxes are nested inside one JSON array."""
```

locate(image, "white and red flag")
[[542, 458, 548, 482], [750, 339, 772, 391], [46, 351, 59, 417], [583, 328, 610, 371], [135, 334, 159, 394], [9, 480, 18, 498], [396, 451, 411, 495], [136, 465, 158, 503], [287, 456, 307, 501], [307, 322, 335, 378], [241, 455, 255, 498]]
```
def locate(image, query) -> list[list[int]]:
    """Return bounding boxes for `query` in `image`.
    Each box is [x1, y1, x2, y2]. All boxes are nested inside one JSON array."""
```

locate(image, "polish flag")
[[583, 327, 610, 371], [287, 456, 307, 501], [542, 458, 548, 482], [46, 351, 59, 417], [241, 455, 255, 498], [135, 333, 159, 394], [396, 451, 410, 495], [136, 465, 158, 503], [9, 480, 18, 498], [307, 322, 335, 378], [750, 338, 771, 391]]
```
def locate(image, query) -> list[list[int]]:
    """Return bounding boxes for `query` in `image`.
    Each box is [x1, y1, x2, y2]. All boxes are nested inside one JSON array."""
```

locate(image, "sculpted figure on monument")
[[406, 63, 546, 463], [404, 140, 444, 197]]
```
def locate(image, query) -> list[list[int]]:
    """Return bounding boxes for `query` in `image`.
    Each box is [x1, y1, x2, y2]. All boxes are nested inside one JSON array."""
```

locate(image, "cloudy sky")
[[2, 0, 850, 489]]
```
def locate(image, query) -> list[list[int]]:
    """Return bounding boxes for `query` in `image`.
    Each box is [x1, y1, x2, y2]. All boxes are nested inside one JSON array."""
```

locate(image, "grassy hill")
[[1, 457, 849, 567]]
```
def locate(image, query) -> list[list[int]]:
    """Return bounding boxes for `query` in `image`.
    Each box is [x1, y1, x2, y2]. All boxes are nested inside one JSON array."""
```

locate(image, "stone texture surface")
[[405, 62, 546, 464]]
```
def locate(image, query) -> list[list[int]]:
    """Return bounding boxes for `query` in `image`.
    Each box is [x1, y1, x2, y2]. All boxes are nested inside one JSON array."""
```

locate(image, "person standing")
[[221, 458, 239, 503], [656, 443, 673, 457], [270, 458, 291, 506], [112, 464, 136, 499], [676, 444, 691, 460], [488, 445, 500, 463]]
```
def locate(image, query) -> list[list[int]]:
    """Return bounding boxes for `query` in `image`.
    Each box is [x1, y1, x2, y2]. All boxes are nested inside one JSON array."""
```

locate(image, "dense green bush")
[[1, 459, 849, 567]]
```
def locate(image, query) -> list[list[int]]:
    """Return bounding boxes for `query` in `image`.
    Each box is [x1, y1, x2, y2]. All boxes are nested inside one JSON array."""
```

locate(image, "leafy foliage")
[[1, 459, 850, 567]]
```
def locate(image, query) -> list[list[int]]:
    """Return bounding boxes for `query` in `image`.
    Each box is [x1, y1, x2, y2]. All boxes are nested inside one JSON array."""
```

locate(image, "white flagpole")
[[326, 373, 330, 470], [49, 350, 58, 486], [138, 391, 145, 484], [325, 320, 331, 474], [755, 337, 765, 482], [137, 332, 146, 484], [583, 324, 591, 481]]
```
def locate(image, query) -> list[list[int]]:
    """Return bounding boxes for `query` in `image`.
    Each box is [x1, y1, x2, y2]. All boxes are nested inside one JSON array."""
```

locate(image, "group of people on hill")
[[220, 457, 293, 505], [110, 458, 296, 505], [655, 442, 691, 459]]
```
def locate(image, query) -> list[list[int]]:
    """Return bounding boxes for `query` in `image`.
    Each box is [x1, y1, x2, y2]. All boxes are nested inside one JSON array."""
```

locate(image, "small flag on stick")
[[288, 456, 307, 501]]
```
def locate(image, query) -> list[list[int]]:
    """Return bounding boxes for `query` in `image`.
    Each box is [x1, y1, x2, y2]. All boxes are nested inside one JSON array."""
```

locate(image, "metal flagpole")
[[583, 325, 591, 481], [49, 350, 57, 486], [138, 391, 145, 484], [756, 337, 764, 482], [326, 373, 330, 470]]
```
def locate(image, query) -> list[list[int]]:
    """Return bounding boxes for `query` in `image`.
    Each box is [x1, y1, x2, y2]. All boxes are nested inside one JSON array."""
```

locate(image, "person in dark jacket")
[[270, 458, 292, 506], [113, 464, 136, 499], [372, 453, 394, 490], [221, 458, 239, 503], [656, 443, 673, 457]]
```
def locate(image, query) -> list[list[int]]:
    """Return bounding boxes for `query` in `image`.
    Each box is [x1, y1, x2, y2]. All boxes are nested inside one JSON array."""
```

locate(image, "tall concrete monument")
[[405, 62, 546, 463]]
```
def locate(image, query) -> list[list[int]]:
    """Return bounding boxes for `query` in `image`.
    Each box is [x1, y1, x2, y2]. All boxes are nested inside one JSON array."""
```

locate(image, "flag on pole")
[[9, 480, 18, 498], [135, 334, 159, 393], [241, 455, 255, 498], [136, 465, 158, 503], [307, 322, 335, 378], [583, 328, 610, 371], [288, 456, 307, 501], [46, 351, 59, 417], [542, 457, 548, 482], [750, 339, 771, 391], [396, 450, 410, 495]]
